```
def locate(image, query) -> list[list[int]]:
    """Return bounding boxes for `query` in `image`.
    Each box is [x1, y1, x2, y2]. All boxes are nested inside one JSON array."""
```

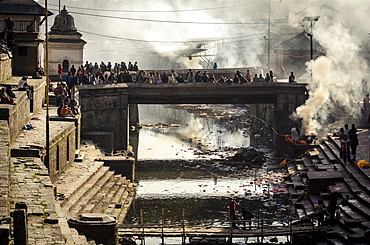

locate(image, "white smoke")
[[291, 1, 370, 135], [41, 0, 269, 69], [40, 0, 370, 135]]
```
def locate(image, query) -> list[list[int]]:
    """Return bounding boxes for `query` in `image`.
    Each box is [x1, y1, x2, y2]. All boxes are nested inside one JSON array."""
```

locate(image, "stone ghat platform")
[[0, 77, 136, 244], [285, 128, 370, 245], [8, 108, 136, 244]]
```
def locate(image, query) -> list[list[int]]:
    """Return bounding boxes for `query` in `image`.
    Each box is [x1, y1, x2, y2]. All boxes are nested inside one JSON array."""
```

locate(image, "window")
[[62, 60, 69, 73]]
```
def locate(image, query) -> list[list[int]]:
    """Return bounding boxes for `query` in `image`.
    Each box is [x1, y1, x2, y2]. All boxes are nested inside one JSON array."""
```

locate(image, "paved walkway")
[[8, 106, 85, 244], [9, 157, 65, 244]]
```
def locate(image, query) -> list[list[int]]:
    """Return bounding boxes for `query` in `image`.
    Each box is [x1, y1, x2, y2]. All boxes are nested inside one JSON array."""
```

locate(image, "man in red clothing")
[[57, 64, 63, 82], [227, 198, 239, 227], [340, 135, 351, 163]]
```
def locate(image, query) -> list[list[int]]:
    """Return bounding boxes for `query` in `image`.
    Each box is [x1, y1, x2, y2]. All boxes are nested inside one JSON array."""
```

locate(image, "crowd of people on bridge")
[[55, 60, 298, 88]]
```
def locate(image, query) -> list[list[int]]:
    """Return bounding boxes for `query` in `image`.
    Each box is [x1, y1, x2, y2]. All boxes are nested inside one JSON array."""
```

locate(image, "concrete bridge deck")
[[79, 82, 308, 105]]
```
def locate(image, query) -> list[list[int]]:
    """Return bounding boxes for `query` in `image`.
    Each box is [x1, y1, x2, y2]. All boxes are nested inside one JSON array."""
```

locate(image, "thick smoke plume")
[[43, 0, 270, 69], [41, 0, 370, 134], [291, 1, 370, 135]]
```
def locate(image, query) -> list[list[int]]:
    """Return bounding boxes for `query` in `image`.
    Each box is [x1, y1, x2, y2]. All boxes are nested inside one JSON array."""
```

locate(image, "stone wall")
[[48, 122, 76, 182], [0, 91, 30, 143], [0, 78, 46, 144], [0, 120, 10, 244], [79, 84, 129, 151], [11, 117, 78, 184], [0, 54, 11, 82], [30, 78, 46, 114]]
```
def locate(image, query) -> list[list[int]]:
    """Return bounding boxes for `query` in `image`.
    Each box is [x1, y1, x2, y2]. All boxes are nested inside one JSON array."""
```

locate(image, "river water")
[[124, 104, 290, 244]]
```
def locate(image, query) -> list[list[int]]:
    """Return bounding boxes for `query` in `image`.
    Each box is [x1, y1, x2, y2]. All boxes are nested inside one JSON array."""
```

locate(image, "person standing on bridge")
[[161, 72, 168, 83], [241, 207, 253, 229], [168, 72, 175, 83], [265, 73, 271, 82], [245, 69, 252, 82], [288, 72, 295, 83], [133, 62, 139, 71], [201, 71, 209, 83], [186, 71, 195, 83], [195, 71, 202, 83], [227, 198, 239, 228], [185, 69, 192, 80], [269, 70, 274, 82], [258, 74, 265, 82], [252, 74, 258, 82]]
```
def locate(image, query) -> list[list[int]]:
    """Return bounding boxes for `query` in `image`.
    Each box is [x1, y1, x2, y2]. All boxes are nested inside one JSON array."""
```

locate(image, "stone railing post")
[[13, 208, 28, 245]]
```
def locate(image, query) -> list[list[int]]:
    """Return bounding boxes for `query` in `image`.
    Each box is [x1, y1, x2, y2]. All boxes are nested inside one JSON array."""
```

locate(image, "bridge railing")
[[118, 208, 322, 244]]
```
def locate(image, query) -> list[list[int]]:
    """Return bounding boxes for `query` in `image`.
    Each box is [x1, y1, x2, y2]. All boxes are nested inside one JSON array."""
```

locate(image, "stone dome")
[[50, 6, 77, 32]]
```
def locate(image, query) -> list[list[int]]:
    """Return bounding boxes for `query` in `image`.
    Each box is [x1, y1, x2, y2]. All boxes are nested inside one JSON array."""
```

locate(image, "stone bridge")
[[78, 82, 308, 154]]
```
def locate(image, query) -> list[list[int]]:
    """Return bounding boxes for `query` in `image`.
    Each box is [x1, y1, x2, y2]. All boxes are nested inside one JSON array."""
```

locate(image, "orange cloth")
[[285, 135, 293, 143], [279, 159, 287, 165], [60, 107, 69, 116]]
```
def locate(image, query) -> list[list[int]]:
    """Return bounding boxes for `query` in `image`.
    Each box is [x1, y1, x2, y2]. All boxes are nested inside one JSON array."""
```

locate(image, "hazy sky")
[[37, 0, 370, 134]]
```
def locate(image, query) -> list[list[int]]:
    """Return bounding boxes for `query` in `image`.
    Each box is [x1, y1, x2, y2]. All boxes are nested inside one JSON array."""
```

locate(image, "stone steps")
[[54, 140, 136, 243], [319, 141, 339, 164], [323, 137, 341, 157], [116, 183, 136, 224], [287, 135, 370, 243], [69, 169, 115, 216], [302, 155, 315, 171], [92, 177, 127, 214], [83, 174, 121, 214], [105, 181, 129, 216], [57, 160, 106, 203], [325, 237, 347, 245], [327, 136, 370, 183], [60, 165, 111, 211]]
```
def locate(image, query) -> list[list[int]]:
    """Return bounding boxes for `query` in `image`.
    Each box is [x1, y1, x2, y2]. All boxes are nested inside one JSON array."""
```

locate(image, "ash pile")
[[226, 148, 266, 168]]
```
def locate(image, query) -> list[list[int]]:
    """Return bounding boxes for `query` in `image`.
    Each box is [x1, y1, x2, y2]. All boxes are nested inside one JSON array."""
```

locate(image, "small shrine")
[[48, 6, 86, 77]]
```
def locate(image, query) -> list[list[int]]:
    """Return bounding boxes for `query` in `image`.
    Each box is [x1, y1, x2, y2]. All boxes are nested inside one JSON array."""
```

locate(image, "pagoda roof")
[[0, 0, 53, 16], [273, 31, 325, 56]]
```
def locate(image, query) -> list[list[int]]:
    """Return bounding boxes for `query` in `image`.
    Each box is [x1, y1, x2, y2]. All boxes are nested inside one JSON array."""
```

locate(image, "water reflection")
[[126, 105, 288, 231], [138, 104, 250, 160]]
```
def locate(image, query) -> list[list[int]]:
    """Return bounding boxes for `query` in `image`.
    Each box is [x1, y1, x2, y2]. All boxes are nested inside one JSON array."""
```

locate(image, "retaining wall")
[[0, 120, 10, 244], [0, 54, 11, 82]]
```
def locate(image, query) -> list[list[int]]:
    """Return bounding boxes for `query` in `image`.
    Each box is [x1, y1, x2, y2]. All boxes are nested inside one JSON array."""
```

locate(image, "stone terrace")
[[286, 128, 370, 244], [9, 157, 65, 244]]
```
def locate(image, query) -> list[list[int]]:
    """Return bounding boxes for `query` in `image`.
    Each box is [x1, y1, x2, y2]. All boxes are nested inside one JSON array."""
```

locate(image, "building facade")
[[0, 0, 52, 76], [48, 6, 86, 78]]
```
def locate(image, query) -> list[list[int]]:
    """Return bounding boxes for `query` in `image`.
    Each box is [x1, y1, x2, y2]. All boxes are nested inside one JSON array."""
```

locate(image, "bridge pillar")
[[274, 92, 307, 156], [78, 85, 130, 152]]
